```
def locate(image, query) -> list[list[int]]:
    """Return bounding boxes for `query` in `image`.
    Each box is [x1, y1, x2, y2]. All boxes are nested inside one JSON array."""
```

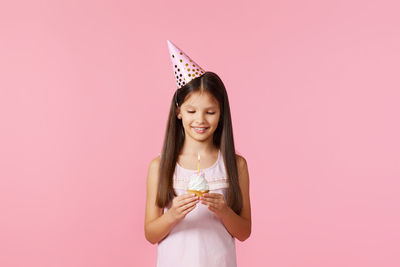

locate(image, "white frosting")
[[187, 172, 209, 192]]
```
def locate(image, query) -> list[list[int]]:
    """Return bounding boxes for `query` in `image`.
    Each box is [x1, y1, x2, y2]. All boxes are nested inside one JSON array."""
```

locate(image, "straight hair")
[[156, 72, 243, 214]]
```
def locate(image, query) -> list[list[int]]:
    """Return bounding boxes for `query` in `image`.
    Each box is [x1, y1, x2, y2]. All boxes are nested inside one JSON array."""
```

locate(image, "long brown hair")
[[156, 72, 243, 214]]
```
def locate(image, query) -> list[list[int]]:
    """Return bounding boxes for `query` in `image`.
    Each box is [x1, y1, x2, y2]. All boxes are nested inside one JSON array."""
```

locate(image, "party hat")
[[167, 40, 206, 89]]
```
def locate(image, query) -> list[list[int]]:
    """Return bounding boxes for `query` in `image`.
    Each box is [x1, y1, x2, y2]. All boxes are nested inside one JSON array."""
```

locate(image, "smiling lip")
[[191, 126, 209, 133]]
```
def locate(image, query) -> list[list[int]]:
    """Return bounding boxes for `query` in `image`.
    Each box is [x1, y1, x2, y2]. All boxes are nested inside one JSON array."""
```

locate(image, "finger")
[[202, 193, 222, 199], [208, 205, 216, 212], [207, 203, 220, 213], [178, 193, 197, 201], [173, 195, 185, 203], [175, 194, 197, 204], [178, 199, 198, 212], [201, 198, 217, 205], [182, 204, 197, 215], [179, 195, 199, 206], [180, 202, 198, 214], [206, 202, 218, 209]]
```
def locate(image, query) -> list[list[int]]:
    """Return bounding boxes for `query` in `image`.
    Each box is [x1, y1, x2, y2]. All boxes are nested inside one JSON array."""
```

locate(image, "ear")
[[176, 107, 182, 120]]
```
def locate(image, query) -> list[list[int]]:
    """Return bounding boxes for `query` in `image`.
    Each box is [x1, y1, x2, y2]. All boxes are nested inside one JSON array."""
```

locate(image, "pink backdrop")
[[1, 0, 399, 266]]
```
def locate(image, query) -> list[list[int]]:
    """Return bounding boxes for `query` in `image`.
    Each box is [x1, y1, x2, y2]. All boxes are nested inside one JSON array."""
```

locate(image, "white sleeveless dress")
[[157, 150, 237, 267]]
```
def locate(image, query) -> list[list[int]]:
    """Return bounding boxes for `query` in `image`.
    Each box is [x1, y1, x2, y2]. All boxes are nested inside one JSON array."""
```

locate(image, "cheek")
[[214, 115, 221, 124], [181, 118, 191, 127], [211, 116, 220, 126]]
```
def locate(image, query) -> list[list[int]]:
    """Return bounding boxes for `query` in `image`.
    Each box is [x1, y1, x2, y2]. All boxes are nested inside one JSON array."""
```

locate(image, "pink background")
[[1, 0, 399, 266]]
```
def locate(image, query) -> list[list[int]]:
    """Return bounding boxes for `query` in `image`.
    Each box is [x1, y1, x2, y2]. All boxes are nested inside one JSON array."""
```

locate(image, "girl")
[[144, 41, 251, 267]]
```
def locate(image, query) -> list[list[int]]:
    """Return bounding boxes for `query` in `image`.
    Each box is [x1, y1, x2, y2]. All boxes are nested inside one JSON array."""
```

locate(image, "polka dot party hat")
[[167, 40, 206, 89]]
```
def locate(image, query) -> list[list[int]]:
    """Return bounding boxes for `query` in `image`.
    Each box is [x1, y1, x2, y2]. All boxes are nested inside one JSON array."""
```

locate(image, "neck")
[[181, 137, 217, 156]]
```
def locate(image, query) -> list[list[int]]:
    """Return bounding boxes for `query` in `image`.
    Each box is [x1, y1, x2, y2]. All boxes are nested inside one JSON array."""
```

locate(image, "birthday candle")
[[197, 152, 200, 173]]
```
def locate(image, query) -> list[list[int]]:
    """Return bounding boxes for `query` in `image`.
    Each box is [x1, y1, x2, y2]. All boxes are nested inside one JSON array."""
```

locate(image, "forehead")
[[182, 91, 219, 108]]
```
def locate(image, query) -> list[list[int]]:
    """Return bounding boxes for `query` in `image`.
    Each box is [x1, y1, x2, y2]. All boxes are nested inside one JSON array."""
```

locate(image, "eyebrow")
[[184, 105, 217, 109]]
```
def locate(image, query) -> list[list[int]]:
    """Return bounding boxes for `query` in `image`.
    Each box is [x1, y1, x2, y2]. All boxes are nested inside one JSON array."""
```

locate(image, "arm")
[[201, 155, 251, 241], [144, 157, 199, 244]]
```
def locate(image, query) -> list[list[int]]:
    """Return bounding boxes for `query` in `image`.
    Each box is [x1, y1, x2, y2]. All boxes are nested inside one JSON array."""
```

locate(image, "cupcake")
[[187, 171, 209, 197]]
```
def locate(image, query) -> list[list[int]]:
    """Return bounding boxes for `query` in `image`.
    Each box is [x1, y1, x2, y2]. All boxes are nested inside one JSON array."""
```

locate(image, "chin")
[[195, 135, 214, 142]]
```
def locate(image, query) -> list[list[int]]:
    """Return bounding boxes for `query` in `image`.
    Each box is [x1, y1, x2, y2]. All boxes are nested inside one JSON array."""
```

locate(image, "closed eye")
[[186, 111, 216, 114]]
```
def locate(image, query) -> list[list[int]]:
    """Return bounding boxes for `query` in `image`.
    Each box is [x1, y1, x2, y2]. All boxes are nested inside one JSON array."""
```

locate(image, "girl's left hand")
[[200, 193, 230, 219]]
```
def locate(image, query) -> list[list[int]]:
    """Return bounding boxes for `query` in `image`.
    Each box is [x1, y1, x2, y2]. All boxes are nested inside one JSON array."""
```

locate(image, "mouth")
[[191, 126, 209, 134]]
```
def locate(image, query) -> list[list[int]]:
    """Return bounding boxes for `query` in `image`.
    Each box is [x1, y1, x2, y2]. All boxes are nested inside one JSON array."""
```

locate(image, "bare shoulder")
[[235, 154, 250, 207], [235, 154, 248, 171], [149, 155, 161, 171], [147, 155, 161, 183]]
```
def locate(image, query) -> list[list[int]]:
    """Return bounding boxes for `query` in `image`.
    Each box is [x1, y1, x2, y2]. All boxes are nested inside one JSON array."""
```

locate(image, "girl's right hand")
[[167, 194, 199, 222]]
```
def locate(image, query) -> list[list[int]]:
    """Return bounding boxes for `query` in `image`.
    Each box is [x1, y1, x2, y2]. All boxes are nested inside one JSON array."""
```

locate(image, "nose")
[[195, 112, 206, 124]]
